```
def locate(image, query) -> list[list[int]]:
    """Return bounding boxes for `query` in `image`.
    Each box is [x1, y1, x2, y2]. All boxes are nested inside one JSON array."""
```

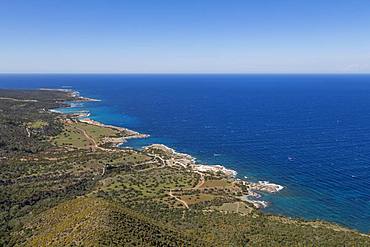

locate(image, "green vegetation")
[[52, 121, 122, 149], [1, 89, 369, 246], [180, 194, 218, 205], [74, 122, 120, 144], [200, 178, 232, 188], [28, 120, 48, 129], [0, 89, 71, 154], [21, 197, 200, 247], [212, 202, 253, 215], [97, 167, 197, 203], [52, 122, 92, 148]]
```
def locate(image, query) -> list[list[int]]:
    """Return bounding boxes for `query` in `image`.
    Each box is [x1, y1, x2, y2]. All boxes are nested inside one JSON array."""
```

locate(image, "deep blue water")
[[1, 74, 369, 233]]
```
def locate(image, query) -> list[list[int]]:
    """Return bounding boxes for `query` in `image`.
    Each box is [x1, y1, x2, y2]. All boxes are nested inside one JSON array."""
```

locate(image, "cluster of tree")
[[0, 89, 72, 155], [100, 204, 206, 246]]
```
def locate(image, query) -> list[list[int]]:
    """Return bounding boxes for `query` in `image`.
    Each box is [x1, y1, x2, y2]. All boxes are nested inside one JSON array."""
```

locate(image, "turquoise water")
[[1, 74, 369, 233]]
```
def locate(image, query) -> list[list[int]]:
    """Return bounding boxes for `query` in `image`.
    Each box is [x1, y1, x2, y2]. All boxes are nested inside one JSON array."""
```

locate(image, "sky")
[[0, 0, 370, 73]]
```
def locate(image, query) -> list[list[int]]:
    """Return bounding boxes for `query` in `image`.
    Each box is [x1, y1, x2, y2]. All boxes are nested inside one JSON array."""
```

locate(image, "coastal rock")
[[144, 144, 238, 177], [250, 181, 284, 193], [193, 164, 237, 177]]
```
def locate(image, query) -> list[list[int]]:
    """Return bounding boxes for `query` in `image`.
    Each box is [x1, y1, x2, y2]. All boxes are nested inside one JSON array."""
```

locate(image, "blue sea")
[[1, 74, 369, 233]]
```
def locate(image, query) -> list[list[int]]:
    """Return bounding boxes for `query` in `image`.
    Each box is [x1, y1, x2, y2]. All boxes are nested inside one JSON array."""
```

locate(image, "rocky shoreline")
[[141, 144, 284, 209], [40, 88, 101, 102], [60, 90, 284, 210], [79, 118, 149, 146]]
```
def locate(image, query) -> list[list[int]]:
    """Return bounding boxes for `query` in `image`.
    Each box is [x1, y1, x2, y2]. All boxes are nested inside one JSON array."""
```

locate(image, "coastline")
[[78, 117, 149, 146], [56, 89, 284, 209], [2, 85, 370, 244], [2, 86, 369, 243], [40, 88, 102, 102]]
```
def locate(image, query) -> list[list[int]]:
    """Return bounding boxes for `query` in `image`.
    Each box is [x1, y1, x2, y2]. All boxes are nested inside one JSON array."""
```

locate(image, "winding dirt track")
[[193, 171, 205, 189], [75, 126, 111, 152], [167, 169, 205, 210], [76, 128, 204, 211], [168, 190, 189, 209]]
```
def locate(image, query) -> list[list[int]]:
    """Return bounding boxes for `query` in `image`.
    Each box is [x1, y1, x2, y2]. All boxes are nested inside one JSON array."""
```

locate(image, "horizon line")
[[1, 72, 370, 75]]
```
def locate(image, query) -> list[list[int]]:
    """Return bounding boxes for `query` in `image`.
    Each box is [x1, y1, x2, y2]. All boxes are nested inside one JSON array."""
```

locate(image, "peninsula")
[[0, 88, 369, 246]]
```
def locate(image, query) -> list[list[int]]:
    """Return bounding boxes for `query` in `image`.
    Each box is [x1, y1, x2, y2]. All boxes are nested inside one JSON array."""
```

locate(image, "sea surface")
[[1, 74, 369, 233]]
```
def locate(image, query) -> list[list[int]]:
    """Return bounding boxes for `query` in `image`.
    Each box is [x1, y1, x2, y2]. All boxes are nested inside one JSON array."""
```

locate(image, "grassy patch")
[[28, 120, 48, 129], [52, 121, 122, 149], [52, 123, 91, 148], [180, 194, 217, 205], [107, 151, 152, 165], [74, 122, 120, 144], [200, 179, 232, 188], [97, 168, 197, 201], [213, 202, 253, 215]]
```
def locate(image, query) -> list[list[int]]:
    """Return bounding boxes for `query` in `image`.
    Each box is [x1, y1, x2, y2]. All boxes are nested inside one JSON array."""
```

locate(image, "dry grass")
[[52, 121, 120, 149], [214, 202, 253, 215], [74, 122, 120, 144], [200, 179, 232, 189], [28, 120, 48, 129], [23, 197, 111, 246], [180, 194, 217, 205]]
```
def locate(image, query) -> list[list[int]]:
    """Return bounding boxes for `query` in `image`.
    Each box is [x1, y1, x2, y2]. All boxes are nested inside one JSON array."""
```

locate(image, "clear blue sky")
[[1, 0, 370, 73]]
